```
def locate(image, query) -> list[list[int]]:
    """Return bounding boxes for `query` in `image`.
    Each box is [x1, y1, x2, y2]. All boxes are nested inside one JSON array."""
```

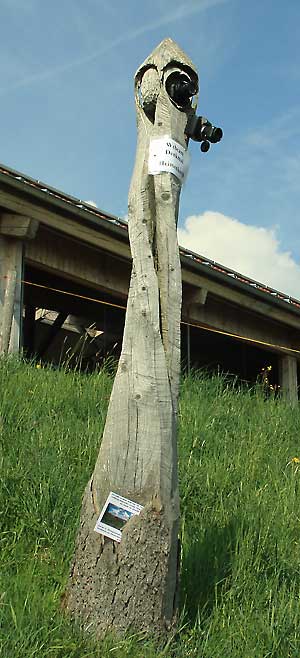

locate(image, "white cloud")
[[84, 200, 98, 208], [178, 211, 300, 300]]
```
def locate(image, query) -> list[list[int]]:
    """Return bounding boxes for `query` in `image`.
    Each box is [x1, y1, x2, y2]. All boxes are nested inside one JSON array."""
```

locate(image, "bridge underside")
[[21, 263, 295, 397], [0, 167, 299, 403]]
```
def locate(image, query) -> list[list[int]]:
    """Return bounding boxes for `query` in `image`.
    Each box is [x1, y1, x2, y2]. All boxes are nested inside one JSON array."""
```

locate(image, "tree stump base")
[[66, 481, 179, 637]]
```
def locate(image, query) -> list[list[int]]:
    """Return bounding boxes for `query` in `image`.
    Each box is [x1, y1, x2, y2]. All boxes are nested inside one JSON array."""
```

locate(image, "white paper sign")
[[94, 491, 144, 542], [148, 136, 189, 183]]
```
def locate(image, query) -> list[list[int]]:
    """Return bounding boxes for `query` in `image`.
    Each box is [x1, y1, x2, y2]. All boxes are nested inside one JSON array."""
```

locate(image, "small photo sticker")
[[94, 492, 143, 542]]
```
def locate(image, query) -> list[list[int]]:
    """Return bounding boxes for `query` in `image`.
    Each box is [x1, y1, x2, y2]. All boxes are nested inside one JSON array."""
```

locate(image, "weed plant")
[[1, 357, 300, 657]]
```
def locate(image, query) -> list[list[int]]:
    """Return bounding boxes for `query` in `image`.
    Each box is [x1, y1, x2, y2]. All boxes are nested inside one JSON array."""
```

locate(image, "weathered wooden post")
[[0, 214, 38, 354], [66, 38, 199, 637]]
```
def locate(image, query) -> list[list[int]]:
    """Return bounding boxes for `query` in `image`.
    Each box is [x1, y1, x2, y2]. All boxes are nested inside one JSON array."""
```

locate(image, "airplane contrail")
[[0, 0, 230, 95]]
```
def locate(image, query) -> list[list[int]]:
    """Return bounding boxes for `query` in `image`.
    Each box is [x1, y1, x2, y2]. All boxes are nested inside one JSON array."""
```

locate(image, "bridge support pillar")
[[0, 214, 38, 354], [279, 354, 298, 405]]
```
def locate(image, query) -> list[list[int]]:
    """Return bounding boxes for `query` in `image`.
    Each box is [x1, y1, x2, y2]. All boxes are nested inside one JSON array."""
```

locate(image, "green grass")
[[1, 357, 300, 657]]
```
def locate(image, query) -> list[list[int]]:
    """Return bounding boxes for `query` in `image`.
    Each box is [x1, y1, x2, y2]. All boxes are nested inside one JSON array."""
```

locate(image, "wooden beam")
[[183, 292, 300, 357], [182, 268, 300, 331], [23, 272, 125, 332], [25, 226, 130, 299], [0, 188, 131, 260], [0, 214, 39, 239], [183, 287, 208, 314], [37, 311, 68, 358]]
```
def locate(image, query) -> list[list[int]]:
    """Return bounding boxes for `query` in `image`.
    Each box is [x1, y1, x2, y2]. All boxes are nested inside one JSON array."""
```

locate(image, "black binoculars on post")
[[165, 70, 223, 153], [185, 114, 223, 152]]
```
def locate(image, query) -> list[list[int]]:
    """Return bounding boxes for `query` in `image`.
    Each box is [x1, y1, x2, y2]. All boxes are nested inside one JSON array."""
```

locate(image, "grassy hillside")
[[1, 357, 300, 657]]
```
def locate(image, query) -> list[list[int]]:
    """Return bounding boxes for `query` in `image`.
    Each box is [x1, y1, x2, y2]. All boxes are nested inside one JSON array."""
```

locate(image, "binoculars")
[[165, 71, 223, 153], [185, 114, 223, 152]]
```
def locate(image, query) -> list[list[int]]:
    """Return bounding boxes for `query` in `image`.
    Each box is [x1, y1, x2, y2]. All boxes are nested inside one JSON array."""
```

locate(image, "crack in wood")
[[66, 38, 198, 639]]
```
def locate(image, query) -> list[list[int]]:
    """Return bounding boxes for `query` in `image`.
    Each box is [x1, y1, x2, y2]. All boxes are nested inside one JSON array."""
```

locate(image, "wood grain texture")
[[66, 39, 198, 638], [0, 237, 23, 354]]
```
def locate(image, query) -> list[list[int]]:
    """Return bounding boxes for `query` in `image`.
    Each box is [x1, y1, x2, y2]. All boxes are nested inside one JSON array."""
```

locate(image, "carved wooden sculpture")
[[66, 38, 198, 637]]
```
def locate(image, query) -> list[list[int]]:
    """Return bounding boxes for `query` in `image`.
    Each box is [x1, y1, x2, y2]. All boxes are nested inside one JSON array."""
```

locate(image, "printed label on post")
[[94, 491, 144, 542], [148, 135, 189, 183]]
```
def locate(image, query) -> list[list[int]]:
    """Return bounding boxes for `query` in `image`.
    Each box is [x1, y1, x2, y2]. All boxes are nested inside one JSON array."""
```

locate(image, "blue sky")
[[1, 0, 300, 296]]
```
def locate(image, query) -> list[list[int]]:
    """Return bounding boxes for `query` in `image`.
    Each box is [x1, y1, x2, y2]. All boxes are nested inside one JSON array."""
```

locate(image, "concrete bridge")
[[0, 163, 299, 402]]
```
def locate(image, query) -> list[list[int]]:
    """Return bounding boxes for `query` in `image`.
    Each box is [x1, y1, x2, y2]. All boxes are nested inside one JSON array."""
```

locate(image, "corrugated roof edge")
[[1, 162, 300, 310]]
